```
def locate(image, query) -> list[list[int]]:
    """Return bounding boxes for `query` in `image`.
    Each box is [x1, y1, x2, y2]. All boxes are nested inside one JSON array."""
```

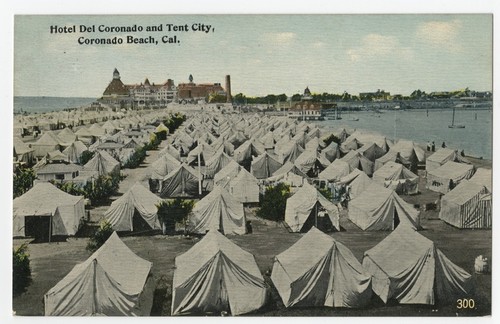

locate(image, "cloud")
[[262, 32, 297, 45], [416, 19, 463, 51], [347, 33, 413, 62]]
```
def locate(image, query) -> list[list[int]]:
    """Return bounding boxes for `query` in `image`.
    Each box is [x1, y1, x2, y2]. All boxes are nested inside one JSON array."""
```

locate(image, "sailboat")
[[448, 107, 465, 128]]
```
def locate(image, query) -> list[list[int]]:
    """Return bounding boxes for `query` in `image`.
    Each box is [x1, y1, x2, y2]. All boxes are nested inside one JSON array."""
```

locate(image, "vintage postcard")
[[10, 6, 493, 320]]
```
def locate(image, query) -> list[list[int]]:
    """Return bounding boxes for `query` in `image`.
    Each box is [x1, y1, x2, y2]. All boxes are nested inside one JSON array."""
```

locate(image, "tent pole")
[[198, 152, 202, 195], [315, 203, 318, 228], [48, 214, 52, 243]]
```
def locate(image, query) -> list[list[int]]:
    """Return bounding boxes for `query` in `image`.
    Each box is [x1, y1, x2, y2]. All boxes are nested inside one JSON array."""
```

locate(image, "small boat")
[[448, 107, 465, 128], [349, 116, 359, 121]]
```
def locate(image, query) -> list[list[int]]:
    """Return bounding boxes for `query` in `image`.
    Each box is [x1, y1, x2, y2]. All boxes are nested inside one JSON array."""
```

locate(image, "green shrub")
[[86, 220, 114, 252], [145, 133, 162, 150], [318, 187, 333, 201], [157, 198, 195, 234], [13, 167, 36, 198], [82, 173, 121, 205], [123, 147, 147, 169], [51, 181, 85, 196], [13, 243, 31, 296], [163, 113, 186, 133], [257, 183, 291, 222]]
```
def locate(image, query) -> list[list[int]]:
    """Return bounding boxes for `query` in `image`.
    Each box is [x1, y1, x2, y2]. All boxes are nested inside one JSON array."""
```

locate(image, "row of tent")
[[162, 112, 475, 197], [14, 106, 160, 135], [14, 163, 490, 241], [44, 226, 473, 316]]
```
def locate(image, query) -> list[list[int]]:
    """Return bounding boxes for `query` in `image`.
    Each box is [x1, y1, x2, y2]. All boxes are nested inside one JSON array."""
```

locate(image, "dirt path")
[[88, 139, 167, 223]]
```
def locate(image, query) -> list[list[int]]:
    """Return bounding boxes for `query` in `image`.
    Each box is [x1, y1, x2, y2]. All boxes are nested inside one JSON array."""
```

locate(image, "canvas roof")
[[44, 232, 152, 315]]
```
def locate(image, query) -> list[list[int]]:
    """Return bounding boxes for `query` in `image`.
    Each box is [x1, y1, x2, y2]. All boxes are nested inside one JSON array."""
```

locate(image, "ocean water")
[[14, 96, 96, 114], [315, 109, 493, 160]]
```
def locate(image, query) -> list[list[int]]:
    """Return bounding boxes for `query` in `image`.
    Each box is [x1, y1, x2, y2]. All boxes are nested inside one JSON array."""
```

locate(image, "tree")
[[156, 199, 195, 235], [233, 93, 247, 105], [86, 220, 114, 252], [256, 183, 291, 222], [13, 167, 36, 198], [82, 173, 121, 205], [13, 243, 31, 296], [208, 93, 227, 103], [80, 150, 95, 165]]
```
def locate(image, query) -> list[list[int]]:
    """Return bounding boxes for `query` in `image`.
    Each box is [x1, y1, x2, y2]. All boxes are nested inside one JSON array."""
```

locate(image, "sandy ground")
[[12, 138, 492, 317]]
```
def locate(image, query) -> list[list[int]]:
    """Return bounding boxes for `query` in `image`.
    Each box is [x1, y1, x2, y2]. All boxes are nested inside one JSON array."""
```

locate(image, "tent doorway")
[[301, 202, 336, 233], [393, 210, 400, 229], [25, 215, 51, 242], [132, 210, 153, 233]]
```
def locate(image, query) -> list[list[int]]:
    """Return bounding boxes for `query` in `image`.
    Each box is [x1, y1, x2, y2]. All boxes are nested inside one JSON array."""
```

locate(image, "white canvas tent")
[[284, 183, 340, 233], [374, 150, 412, 173], [204, 149, 233, 178], [13, 182, 85, 238], [188, 186, 246, 235], [363, 226, 473, 305], [32, 132, 61, 158], [294, 149, 330, 177], [13, 136, 35, 164], [348, 182, 420, 231], [104, 182, 162, 231], [160, 164, 201, 198], [337, 169, 372, 200], [62, 141, 88, 164], [251, 152, 283, 179], [373, 161, 419, 195], [318, 159, 351, 182], [227, 168, 260, 204], [468, 168, 492, 192], [44, 232, 152, 316], [340, 150, 374, 176], [150, 153, 181, 181], [171, 230, 267, 315], [439, 180, 491, 229], [426, 161, 475, 194], [84, 150, 120, 176], [426, 148, 470, 172], [272, 227, 372, 308]]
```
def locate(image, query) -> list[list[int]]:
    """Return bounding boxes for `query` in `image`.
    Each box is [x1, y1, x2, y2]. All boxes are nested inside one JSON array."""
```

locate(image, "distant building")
[[99, 69, 230, 108], [287, 87, 324, 120], [177, 74, 227, 103], [100, 68, 176, 108]]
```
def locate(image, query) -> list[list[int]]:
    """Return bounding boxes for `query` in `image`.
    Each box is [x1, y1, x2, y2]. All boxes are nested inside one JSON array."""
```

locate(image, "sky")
[[14, 14, 493, 98]]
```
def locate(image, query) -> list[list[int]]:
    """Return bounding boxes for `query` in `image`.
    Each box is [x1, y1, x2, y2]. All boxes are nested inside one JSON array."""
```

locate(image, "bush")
[[123, 147, 147, 169], [13, 243, 31, 296], [145, 133, 162, 150], [13, 167, 36, 198], [257, 183, 291, 222], [82, 173, 121, 205], [87, 220, 114, 252], [318, 187, 333, 201], [163, 113, 186, 133], [51, 181, 85, 196], [157, 198, 195, 234]]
